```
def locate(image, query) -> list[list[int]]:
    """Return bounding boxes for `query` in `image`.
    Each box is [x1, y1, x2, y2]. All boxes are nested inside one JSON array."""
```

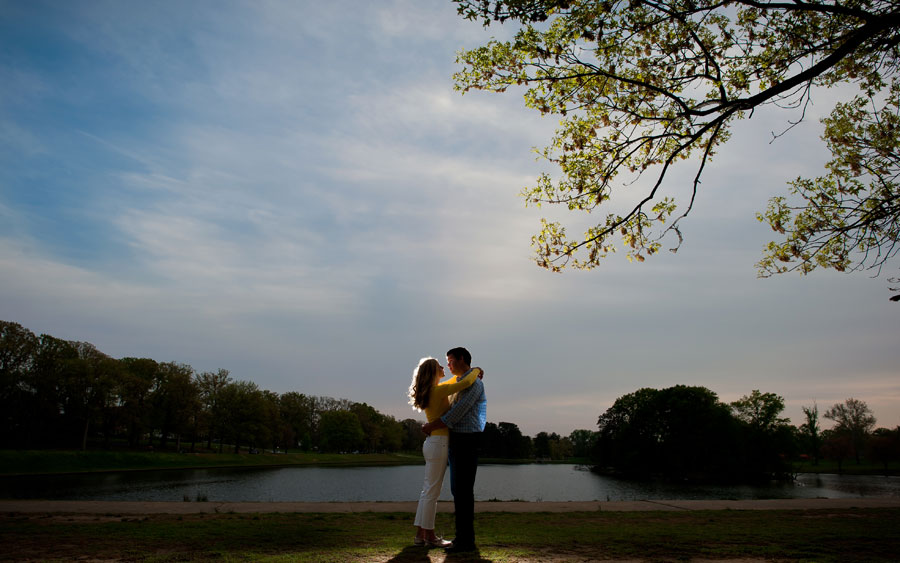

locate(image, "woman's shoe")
[[423, 537, 452, 548], [413, 537, 426, 546]]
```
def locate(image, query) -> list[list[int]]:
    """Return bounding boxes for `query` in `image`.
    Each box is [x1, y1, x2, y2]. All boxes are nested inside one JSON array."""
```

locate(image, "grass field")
[[2, 450, 898, 561], [2, 507, 899, 562]]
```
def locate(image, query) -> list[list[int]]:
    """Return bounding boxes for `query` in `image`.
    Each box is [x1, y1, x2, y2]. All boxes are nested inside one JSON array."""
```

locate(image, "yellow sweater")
[[424, 368, 481, 437]]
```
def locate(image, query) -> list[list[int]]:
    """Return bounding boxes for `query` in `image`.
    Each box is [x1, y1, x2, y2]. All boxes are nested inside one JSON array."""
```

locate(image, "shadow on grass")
[[445, 547, 491, 563], [384, 545, 432, 562], [385, 545, 492, 562]]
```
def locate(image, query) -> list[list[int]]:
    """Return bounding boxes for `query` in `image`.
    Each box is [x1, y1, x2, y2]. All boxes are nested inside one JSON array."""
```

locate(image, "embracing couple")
[[407, 346, 487, 554]]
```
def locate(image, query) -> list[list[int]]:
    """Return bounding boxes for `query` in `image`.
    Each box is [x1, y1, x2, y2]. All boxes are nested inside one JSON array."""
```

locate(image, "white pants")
[[413, 434, 449, 530]]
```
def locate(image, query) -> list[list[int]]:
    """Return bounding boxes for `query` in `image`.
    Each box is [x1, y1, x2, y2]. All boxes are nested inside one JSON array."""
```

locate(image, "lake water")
[[2, 464, 899, 502]]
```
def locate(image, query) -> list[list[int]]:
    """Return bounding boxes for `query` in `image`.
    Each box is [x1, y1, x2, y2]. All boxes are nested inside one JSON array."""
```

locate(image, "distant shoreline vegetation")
[[0, 449, 894, 479], [0, 449, 585, 477], [0, 320, 590, 464], [0, 450, 419, 477], [2, 320, 898, 482]]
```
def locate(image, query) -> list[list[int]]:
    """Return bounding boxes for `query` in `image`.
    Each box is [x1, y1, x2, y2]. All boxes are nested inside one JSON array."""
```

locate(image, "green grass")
[[0, 449, 423, 476], [2, 508, 898, 562]]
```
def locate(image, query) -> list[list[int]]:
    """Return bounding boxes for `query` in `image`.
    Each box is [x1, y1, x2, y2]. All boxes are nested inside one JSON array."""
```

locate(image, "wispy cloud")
[[1, 0, 897, 436]]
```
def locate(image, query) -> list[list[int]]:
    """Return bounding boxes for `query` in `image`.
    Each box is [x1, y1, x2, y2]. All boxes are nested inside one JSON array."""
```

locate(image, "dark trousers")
[[448, 431, 480, 547]]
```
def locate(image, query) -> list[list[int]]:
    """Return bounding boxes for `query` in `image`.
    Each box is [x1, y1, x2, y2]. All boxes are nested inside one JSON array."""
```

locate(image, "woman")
[[407, 357, 482, 547]]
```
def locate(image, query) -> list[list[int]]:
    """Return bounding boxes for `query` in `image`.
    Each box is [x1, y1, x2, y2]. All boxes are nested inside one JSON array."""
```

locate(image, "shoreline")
[[2, 497, 899, 514]]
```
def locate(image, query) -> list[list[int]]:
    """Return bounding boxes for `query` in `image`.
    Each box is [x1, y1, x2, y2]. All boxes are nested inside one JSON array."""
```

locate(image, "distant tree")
[[54, 341, 117, 450], [150, 362, 199, 451], [351, 402, 385, 453], [480, 422, 528, 458], [498, 421, 531, 459], [399, 418, 426, 452], [597, 385, 741, 480], [730, 390, 793, 477], [315, 396, 354, 413], [569, 429, 598, 459], [89, 354, 125, 449], [531, 431, 572, 460], [318, 410, 364, 453], [118, 358, 159, 448], [799, 403, 823, 465], [379, 415, 405, 453], [821, 428, 855, 472], [25, 335, 77, 446], [825, 398, 877, 463], [731, 390, 789, 433], [482, 422, 502, 457], [196, 369, 231, 450], [867, 427, 900, 473], [0, 321, 37, 446], [261, 390, 287, 453], [597, 387, 659, 474], [551, 435, 574, 460], [279, 391, 316, 451], [217, 380, 265, 453], [451, 0, 900, 299], [0, 321, 35, 388], [533, 431, 553, 459]]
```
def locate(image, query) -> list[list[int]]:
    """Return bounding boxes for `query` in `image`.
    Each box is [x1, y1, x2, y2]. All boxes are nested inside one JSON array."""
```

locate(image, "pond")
[[1, 464, 898, 502]]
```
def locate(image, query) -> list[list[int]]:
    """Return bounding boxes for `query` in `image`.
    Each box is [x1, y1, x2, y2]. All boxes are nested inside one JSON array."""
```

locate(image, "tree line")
[[593, 386, 899, 481], [0, 320, 418, 453], [2, 320, 897, 477], [0, 320, 577, 457]]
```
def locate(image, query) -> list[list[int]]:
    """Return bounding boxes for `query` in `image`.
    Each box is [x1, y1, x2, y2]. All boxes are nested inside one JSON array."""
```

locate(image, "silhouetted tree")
[[280, 392, 316, 451], [597, 385, 742, 481], [318, 410, 364, 453], [868, 427, 900, 473], [825, 398, 877, 463], [28, 335, 79, 446], [498, 422, 531, 459], [569, 429, 598, 460], [150, 362, 199, 451], [533, 431, 553, 459], [799, 403, 823, 465], [196, 368, 231, 450], [118, 358, 158, 448], [822, 429, 855, 473], [400, 418, 426, 452], [0, 321, 36, 446], [731, 390, 793, 478], [218, 380, 265, 453]]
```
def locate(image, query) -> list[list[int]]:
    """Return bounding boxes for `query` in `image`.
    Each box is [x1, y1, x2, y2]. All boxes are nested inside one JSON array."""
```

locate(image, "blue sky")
[[2, 0, 898, 436]]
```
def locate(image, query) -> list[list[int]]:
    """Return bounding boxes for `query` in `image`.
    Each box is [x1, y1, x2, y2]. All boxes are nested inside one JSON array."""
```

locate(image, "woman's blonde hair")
[[408, 357, 440, 411]]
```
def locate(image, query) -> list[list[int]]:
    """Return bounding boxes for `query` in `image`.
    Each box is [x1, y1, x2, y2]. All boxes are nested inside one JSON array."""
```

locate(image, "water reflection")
[[1, 464, 898, 502]]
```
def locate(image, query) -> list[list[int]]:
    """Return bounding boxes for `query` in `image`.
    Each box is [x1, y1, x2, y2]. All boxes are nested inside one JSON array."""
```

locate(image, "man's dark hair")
[[447, 347, 472, 366]]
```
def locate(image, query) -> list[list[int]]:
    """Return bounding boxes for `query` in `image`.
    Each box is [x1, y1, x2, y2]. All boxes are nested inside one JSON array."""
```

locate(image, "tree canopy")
[[596, 385, 747, 480], [825, 397, 877, 462], [452, 0, 900, 296], [730, 389, 789, 433]]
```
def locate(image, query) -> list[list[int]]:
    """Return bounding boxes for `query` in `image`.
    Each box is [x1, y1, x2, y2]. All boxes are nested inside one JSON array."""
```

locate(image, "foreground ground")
[[2, 499, 899, 562]]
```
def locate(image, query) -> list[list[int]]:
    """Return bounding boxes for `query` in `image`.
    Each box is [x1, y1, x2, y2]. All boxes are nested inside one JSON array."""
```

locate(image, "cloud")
[[1, 1, 897, 437]]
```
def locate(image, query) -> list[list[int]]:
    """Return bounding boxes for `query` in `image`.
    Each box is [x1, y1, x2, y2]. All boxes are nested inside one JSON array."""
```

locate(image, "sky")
[[1, 0, 898, 437]]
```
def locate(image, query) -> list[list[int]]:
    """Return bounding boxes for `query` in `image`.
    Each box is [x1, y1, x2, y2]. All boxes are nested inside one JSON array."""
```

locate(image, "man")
[[421, 346, 487, 553]]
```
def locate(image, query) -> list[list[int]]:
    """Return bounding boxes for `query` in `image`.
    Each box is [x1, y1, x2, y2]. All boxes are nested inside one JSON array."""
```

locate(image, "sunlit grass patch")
[[2, 508, 899, 562]]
